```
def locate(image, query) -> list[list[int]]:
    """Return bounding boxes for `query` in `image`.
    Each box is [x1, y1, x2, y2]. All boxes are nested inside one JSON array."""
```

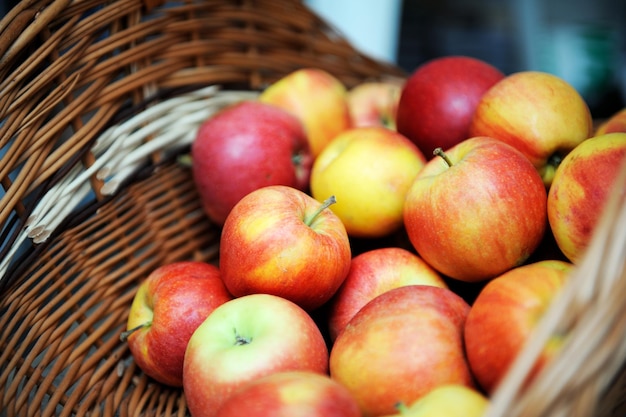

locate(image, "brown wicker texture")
[[0, 0, 624, 416], [0, 0, 404, 278]]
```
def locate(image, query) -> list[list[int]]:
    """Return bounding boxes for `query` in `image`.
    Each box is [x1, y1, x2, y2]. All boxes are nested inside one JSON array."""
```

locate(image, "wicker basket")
[[0, 1, 624, 416]]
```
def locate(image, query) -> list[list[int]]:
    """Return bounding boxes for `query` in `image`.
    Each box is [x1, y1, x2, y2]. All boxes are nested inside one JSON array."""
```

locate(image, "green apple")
[[183, 293, 329, 417]]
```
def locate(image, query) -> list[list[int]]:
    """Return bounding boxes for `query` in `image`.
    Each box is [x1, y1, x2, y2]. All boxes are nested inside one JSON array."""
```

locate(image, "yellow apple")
[[469, 71, 594, 187], [310, 126, 427, 238], [347, 81, 403, 130], [381, 384, 489, 417], [259, 68, 352, 157]]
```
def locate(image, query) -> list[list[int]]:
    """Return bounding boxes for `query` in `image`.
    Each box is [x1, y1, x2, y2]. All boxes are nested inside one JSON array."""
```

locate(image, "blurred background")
[[1, 0, 624, 118], [307, 0, 625, 119]]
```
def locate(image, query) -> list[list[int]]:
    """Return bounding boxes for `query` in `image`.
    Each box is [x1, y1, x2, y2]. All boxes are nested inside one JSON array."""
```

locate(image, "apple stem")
[[233, 328, 252, 345], [119, 322, 150, 342], [394, 402, 410, 414], [304, 195, 337, 227], [548, 153, 563, 168], [433, 147, 453, 167]]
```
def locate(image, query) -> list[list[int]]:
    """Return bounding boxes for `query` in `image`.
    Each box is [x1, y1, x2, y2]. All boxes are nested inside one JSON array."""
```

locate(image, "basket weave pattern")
[[0, 0, 403, 283], [0, 0, 403, 415], [0, 1, 625, 417]]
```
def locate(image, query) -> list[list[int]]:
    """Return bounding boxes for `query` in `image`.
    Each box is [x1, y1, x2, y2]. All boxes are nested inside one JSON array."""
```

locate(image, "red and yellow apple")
[[469, 71, 594, 186], [396, 55, 505, 157], [347, 80, 403, 130], [215, 371, 361, 417], [259, 67, 352, 157], [464, 260, 573, 394], [329, 285, 474, 417], [380, 384, 489, 417], [595, 108, 626, 136], [219, 185, 351, 311], [547, 132, 626, 263], [327, 246, 447, 341], [403, 136, 548, 282], [191, 100, 313, 225], [310, 126, 427, 238], [183, 293, 330, 417], [121, 261, 232, 387]]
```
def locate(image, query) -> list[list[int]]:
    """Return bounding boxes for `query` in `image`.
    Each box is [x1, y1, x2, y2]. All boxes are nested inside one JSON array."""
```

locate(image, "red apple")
[[259, 67, 352, 157], [403, 136, 548, 282], [183, 293, 330, 417], [347, 80, 403, 130], [464, 260, 573, 394], [327, 247, 447, 341], [215, 371, 361, 417], [329, 285, 474, 417], [396, 55, 505, 157], [191, 100, 313, 225], [469, 71, 594, 186], [121, 261, 232, 387], [547, 132, 626, 263], [219, 185, 351, 311]]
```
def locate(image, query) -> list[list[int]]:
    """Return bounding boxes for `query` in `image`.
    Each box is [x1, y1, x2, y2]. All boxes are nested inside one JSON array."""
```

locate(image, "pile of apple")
[[120, 57, 626, 417]]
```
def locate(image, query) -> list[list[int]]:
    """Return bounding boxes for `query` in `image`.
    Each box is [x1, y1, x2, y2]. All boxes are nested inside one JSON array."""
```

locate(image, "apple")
[[395, 55, 505, 157], [310, 126, 427, 238], [547, 132, 626, 263], [191, 100, 313, 225], [329, 285, 475, 417], [214, 371, 362, 417], [120, 261, 232, 387], [464, 260, 573, 394], [327, 246, 447, 341], [183, 293, 330, 417], [347, 80, 403, 130], [595, 108, 626, 135], [469, 71, 594, 186], [403, 136, 548, 282], [259, 67, 352, 157], [380, 384, 489, 417], [219, 185, 351, 311]]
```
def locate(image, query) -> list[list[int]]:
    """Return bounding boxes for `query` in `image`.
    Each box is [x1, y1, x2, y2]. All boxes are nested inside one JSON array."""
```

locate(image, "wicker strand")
[[0, 86, 255, 282]]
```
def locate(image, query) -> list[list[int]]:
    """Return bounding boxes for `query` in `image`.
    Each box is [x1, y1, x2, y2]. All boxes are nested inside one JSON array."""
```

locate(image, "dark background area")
[[2, 0, 624, 117]]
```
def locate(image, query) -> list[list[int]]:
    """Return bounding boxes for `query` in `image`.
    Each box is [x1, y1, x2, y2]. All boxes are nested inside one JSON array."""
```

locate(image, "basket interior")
[[0, 0, 405, 415]]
